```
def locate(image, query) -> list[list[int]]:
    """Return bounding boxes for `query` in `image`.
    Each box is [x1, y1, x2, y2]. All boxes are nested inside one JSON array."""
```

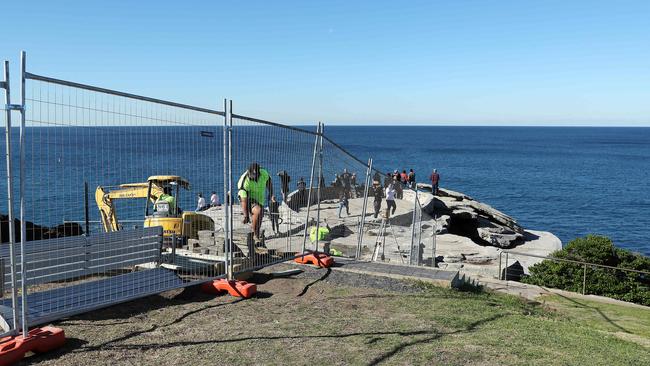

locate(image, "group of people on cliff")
[[230, 161, 441, 248], [366, 168, 440, 219]]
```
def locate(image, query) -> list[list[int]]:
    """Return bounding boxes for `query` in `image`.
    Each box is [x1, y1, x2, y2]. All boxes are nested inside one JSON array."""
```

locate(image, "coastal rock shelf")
[[258, 184, 563, 280], [421, 185, 526, 249]]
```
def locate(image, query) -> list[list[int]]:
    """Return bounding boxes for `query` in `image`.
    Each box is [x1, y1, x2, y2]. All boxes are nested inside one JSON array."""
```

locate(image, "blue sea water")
[[326, 126, 650, 256], [1, 125, 648, 256]]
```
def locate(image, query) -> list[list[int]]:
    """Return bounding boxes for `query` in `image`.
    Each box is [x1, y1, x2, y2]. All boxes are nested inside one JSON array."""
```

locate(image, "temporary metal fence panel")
[[1, 59, 21, 337], [6, 53, 227, 334], [1, 51, 441, 338], [409, 191, 423, 266], [316, 136, 371, 257], [497, 250, 650, 298], [359, 161, 426, 265], [229, 113, 320, 275]]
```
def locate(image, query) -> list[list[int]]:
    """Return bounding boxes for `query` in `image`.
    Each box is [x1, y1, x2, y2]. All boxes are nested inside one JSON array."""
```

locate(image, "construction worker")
[[156, 186, 177, 215], [238, 162, 275, 243], [309, 221, 331, 254]]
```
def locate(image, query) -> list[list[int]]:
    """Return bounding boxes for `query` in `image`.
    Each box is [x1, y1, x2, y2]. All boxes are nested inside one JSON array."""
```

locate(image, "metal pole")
[[582, 263, 587, 295], [356, 158, 372, 259], [3, 60, 19, 332], [315, 123, 324, 253], [380, 222, 386, 261], [19, 50, 28, 338], [504, 252, 509, 284], [497, 251, 502, 279], [301, 122, 320, 253], [355, 215, 360, 254], [409, 190, 418, 265], [222, 99, 230, 279], [171, 233, 177, 264], [431, 205, 437, 268], [84, 182, 90, 236], [228, 100, 234, 278]]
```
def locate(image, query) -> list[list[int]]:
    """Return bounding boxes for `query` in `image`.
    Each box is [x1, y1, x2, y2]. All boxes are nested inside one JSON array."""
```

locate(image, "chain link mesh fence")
[[1, 55, 433, 337], [5, 68, 227, 330]]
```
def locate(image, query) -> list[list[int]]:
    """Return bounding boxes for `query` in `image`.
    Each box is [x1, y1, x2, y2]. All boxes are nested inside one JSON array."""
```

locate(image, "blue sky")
[[3, 0, 650, 125]]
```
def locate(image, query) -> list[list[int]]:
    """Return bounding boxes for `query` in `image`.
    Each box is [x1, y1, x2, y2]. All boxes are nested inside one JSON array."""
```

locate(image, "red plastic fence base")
[[294, 252, 335, 268], [201, 279, 257, 298], [0, 326, 66, 366]]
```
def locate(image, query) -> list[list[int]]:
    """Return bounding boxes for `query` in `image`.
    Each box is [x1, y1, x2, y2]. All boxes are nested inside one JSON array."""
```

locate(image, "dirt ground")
[[17, 264, 650, 366], [19, 265, 433, 366]]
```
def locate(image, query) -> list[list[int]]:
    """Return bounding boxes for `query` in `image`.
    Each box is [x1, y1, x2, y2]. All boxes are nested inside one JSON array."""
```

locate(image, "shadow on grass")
[[553, 292, 630, 334], [297, 268, 332, 297], [27, 294, 248, 364], [368, 313, 505, 365], [82, 312, 507, 365], [58, 285, 221, 323]]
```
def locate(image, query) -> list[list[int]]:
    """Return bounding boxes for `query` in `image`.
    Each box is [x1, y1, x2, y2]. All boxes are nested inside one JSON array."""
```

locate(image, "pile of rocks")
[[418, 185, 525, 249]]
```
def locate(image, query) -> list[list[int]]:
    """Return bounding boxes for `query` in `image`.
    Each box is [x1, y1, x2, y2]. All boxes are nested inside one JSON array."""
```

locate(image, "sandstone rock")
[[467, 200, 523, 234], [501, 261, 525, 281], [451, 208, 478, 220], [463, 254, 497, 265], [477, 227, 524, 248], [438, 188, 472, 201], [444, 254, 464, 263]]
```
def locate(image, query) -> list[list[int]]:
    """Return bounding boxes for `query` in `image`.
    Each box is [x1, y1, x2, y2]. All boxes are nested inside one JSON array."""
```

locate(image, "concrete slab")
[[326, 258, 461, 288]]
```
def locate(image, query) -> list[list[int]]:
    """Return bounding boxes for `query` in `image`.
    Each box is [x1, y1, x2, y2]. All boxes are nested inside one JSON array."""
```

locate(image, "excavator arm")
[[95, 183, 163, 232]]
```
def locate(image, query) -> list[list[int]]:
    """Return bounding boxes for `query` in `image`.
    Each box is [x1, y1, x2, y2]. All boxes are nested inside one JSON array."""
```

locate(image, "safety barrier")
[[0, 53, 229, 344], [496, 250, 650, 298], [359, 168, 433, 267], [0, 52, 432, 351]]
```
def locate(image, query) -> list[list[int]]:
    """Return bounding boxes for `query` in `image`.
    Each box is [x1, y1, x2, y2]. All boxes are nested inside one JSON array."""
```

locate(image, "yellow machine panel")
[[182, 212, 214, 240], [144, 217, 183, 237]]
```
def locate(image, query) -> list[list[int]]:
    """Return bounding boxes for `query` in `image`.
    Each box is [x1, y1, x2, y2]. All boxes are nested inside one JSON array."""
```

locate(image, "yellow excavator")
[[95, 175, 214, 245]]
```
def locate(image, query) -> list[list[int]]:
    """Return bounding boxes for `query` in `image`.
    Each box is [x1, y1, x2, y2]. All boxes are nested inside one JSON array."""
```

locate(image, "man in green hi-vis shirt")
[[238, 162, 275, 243]]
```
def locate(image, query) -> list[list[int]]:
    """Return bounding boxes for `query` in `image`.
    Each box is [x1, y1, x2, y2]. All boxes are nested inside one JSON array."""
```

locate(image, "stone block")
[[188, 239, 200, 250], [198, 230, 215, 241]]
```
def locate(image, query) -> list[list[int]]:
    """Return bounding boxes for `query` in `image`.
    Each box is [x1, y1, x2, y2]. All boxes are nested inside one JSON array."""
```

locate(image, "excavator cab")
[[96, 175, 213, 247], [143, 176, 213, 245], [147, 178, 184, 218]]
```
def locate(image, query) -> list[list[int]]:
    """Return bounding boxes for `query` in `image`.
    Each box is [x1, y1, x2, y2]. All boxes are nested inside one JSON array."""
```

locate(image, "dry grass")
[[19, 264, 650, 366]]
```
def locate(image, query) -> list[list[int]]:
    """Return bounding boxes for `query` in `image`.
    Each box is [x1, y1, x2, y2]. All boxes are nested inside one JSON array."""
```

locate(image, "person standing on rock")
[[277, 170, 291, 201], [196, 193, 209, 211], [384, 172, 392, 188], [210, 191, 221, 207], [296, 177, 307, 206], [393, 175, 404, 200], [371, 181, 383, 218], [237, 162, 275, 243], [337, 191, 350, 218], [341, 168, 352, 197], [385, 182, 397, 218], [373, 171, 382, 185], [408, 169, 416, 189], [268, 198, 280, 235], [400, 170, 408, 185], [430, 169, 440, 195]]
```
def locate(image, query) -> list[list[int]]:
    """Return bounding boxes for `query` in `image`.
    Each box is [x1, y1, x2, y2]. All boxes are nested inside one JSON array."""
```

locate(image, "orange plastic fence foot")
[[294, 251, 335, 268], [0, 326, 66, 366], [201, 279, 257, 298]]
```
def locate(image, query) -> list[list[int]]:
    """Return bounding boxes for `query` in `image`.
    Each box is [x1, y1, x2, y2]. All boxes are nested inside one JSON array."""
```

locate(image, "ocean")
[[1, 125, 648, 256], [326, 126, 650, 256]]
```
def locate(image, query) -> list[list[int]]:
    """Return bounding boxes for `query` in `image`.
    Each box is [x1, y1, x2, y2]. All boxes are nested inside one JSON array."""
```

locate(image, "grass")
[[541, 293, 650, 347], [21, 266, 650, 366]]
